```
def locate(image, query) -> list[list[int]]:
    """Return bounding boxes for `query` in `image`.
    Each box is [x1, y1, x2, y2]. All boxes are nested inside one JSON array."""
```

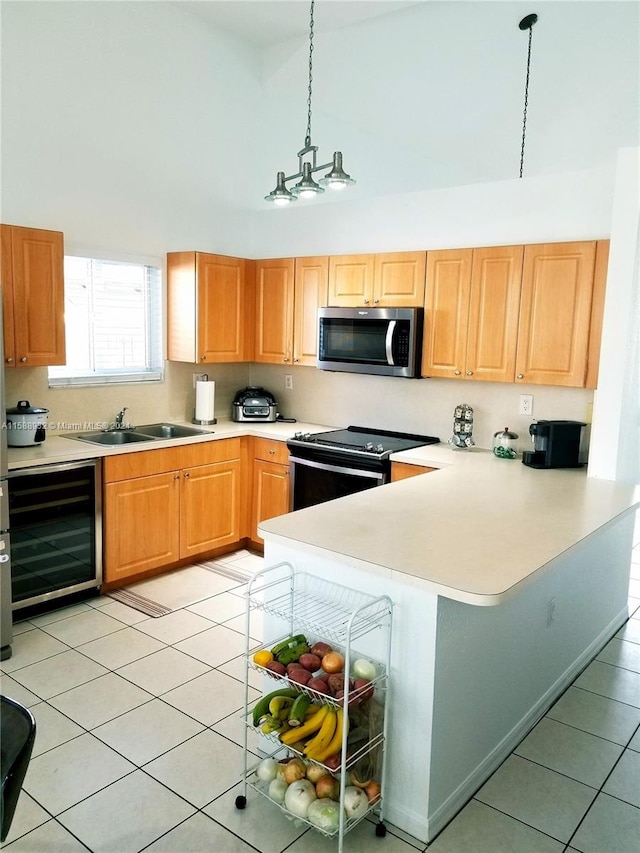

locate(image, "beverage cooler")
[[8, 460, 102, 612]]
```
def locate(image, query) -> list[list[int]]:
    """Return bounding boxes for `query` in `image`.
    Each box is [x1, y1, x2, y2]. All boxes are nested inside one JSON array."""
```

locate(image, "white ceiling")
[[177, 0, 423, 46]]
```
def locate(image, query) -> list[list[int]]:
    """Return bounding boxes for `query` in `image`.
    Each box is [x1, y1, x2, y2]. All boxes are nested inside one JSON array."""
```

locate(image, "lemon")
[[253, 649, 274, 667]]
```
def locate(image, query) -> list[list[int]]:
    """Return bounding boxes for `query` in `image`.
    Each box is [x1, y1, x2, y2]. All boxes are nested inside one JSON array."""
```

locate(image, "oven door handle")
[[385, 320, 396, 366], [289, 455, 385, 482]]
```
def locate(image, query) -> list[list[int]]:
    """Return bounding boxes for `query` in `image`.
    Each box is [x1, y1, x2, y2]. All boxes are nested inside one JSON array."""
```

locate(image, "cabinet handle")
[[293, 358, 299, 363], [200, 355, 206, 361], [466, 370, 473, 376], [269, 449, 275, 455], [283, 357, 290, 362], [363, 299, 369, 304], [183, 471, 190, 478], [20, 356, 27, 363], [373, 299, 380, 304], [5, 357, 13, 364], [174, 473, 180, 480], [454, 370, 461, 376], [517, 373, 524, 380]]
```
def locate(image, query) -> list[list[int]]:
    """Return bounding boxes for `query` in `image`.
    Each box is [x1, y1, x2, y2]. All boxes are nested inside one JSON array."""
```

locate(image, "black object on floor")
[[1, 695, 36, 842]]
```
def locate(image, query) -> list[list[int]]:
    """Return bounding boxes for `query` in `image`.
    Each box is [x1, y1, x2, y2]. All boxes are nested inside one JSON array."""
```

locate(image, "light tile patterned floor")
[[1, 525, 639, 852]]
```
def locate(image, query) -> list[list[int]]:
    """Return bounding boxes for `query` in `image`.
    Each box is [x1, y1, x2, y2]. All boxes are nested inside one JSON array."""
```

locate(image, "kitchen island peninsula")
[[259, 445, 639, 843]]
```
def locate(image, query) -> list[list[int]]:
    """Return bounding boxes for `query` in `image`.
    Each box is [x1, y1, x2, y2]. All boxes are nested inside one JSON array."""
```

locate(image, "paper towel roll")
[[194, 380, 216, 424]]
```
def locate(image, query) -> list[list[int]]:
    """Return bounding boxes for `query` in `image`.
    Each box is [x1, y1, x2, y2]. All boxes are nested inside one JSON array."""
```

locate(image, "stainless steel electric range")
[[287, 426, 439, 511]]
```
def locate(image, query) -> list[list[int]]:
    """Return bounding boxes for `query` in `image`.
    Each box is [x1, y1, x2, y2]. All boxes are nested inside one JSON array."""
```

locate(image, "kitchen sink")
[[71, 430, 157, 446], [134, 423, 212, 439], [63, 423, 215, 446]]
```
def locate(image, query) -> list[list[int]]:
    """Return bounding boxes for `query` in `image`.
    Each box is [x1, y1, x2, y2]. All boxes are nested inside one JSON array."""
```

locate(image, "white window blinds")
[[49, 257, 163, 387]]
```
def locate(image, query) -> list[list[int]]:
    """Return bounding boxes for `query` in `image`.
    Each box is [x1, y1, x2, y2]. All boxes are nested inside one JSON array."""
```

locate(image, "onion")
[[343, 785, 369, 820], [307, 798, 341, 833], [352, 658, 378, 681], [268, 776, 288, 805], [284, 778, 317, 818], [283, 757, 306, 784], [255, 757, 279, 783]]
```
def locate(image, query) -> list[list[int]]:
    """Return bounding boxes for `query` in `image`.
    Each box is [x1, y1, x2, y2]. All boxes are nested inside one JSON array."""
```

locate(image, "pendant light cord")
[[519, 13, 537, 179], [304, 0, 315, 148]]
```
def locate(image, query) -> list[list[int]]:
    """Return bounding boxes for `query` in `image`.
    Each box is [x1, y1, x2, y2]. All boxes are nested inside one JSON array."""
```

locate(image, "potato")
[[289, 668, 312, 686], [265, 660, 286, 677], [353, 678, 374, 701], [298, 653, 322, 672], [327, 673, 345, 696], [310, 641, 333, 658], [307, 676, 331, 695], [286, 662, 306, 676]]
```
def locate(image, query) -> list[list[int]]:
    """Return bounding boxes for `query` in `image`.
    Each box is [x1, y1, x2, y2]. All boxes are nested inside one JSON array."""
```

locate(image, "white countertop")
[[6, 420, 330, 470], [260, 442, 640, 606], [11, 423, 639, 608]]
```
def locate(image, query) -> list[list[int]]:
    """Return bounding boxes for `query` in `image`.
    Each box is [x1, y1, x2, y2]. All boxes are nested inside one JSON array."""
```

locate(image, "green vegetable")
[[270, 634, 307, 657], [276, 641, 310, 665], [252, 687, 299, 727], [287, 693, 312, 727]]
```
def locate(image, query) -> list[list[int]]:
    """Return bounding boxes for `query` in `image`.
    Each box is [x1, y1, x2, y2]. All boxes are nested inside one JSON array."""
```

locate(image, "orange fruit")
[[253, 649, 274, 667]]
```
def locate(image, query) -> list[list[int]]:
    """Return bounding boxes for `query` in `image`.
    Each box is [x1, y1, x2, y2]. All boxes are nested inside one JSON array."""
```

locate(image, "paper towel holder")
[[192, 374, 217, 425]]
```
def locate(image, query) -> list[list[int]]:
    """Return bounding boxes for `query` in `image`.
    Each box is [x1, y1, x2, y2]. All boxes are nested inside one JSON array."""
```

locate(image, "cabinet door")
[[328, 255, 375, 306], [254, 258, 295, 364], [180, 459, 241, 557], [167, 252, 252, 363], [293, 256, 328, 366], [422, 249, 472, 378], [197, 254, 252, 362], [466, 246, 523, 383], [5, 225, 65, 367], [0, 226, 16, 365], [104, 472, 180, 583], [374, 252, 426, 306], [251, 459, 290, 546], [391, 462, 436, 481], [585, 239, 609, 390], [516, 242, 597, 387]]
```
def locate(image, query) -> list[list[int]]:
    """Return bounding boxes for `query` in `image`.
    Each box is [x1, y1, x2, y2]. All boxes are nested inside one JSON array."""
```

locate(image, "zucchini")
[[287, 693, 312, 727], [252, 687, 299, 727], [270, 634, 307, 657]]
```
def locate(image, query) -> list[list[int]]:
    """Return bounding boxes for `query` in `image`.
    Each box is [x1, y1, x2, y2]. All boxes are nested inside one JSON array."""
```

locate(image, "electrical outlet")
[[546, 597, 556, 627], [284, 374, 293, 391], [519, 394, 533, 417]]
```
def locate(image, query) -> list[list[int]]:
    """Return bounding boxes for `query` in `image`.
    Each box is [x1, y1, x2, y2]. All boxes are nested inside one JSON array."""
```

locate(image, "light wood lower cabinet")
[[103, 439, 243, 585], [250, 438, 290, 548], [391, 462, 437, 481]]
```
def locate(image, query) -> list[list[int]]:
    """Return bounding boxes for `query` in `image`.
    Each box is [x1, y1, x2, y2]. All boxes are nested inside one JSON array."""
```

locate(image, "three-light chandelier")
[[264, 0, 356, 205]]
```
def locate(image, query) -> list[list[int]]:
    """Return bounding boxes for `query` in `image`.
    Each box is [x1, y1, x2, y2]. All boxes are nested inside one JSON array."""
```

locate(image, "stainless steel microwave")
[[317, 307, 423, 377]]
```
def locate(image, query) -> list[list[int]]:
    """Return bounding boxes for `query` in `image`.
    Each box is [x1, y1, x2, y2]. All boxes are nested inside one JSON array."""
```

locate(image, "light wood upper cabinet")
[[467, 246, 524, 382], [254, 256, 328, 365], [293, 256, 328, 366], [328, 251, 425, 307], [515, 241, 598, 387], [254, 258, 295, 364], [422, 246, 523, 382], [422, 248, 473, 378], [167, 252, 253, 363], [1, 224, 65, 367]]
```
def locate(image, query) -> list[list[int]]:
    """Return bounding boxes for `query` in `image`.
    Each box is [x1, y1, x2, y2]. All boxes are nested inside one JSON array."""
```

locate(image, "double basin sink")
[[66, 423, 214, 446]]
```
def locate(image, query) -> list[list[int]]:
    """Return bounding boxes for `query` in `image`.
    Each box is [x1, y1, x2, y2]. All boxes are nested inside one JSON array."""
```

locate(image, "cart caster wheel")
[[375, 822, 387, 837], [235, 795, 247, 809]]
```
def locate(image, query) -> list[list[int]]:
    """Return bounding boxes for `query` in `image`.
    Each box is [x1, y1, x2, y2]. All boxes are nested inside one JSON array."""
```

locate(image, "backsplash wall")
[[5, 361, 593, 457], [249, 364, 594, 455]]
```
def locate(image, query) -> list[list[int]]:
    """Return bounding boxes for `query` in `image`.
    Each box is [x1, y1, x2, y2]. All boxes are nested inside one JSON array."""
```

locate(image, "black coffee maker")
[[522, 420, 586, 469]]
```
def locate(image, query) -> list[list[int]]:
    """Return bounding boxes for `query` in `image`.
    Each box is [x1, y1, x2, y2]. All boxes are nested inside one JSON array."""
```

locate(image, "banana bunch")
[[279, 705, 345, 764], [254, 689, 322, 735]]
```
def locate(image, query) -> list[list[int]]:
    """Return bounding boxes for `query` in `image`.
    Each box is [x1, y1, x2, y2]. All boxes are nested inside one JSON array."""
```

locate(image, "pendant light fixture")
[[518, 13, 538, 178], [265, 0, 355, 205]]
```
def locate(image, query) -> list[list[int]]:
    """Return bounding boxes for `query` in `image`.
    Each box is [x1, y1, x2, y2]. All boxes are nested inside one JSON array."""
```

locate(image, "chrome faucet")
[[114, 407, 128, 429]]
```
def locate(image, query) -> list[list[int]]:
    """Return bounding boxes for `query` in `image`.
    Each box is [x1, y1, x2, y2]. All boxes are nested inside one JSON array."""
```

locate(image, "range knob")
[[364, 442, 375, 452], [293, 431, 304, 439], [376, 444, 385, 453]]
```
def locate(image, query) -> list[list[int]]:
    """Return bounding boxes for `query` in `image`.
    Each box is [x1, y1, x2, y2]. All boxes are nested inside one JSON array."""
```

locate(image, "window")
[[48, 256, 163, 387]]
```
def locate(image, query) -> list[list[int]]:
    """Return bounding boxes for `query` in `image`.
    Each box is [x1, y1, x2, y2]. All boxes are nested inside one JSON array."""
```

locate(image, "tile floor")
[[1, 525, 639, 853]]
